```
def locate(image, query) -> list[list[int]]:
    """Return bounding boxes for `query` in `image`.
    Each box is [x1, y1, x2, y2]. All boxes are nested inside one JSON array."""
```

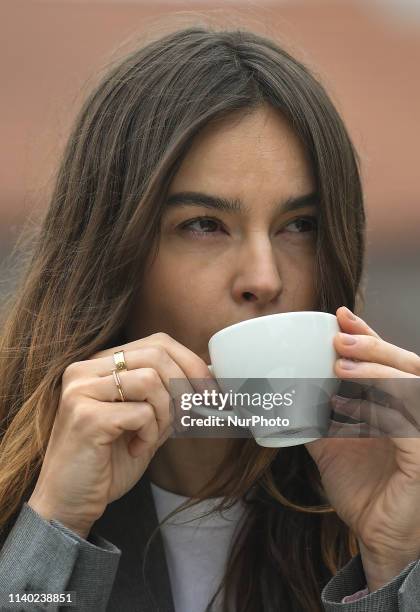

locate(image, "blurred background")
[[1, 0, 419, 352]]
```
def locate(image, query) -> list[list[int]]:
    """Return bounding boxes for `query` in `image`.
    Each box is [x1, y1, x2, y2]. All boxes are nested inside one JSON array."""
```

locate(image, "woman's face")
[[125, 103, 318, 365]]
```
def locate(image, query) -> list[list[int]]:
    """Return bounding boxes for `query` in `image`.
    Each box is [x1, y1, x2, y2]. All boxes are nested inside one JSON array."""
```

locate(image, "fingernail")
[[340, 333, 357, 345], [339, 358, 357, 370], [343, 307, 357, 320]]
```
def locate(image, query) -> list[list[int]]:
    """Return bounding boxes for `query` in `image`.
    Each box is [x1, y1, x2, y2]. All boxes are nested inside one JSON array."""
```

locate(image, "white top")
[[150, 481, 247, 612]]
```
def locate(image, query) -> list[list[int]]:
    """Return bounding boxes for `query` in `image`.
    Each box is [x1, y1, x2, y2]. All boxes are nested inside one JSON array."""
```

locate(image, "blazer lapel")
[[92, 474, 176, 612]]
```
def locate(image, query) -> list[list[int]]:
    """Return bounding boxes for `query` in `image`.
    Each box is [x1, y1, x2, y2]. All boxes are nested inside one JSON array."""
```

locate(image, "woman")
[[0, 25, 419, 612]]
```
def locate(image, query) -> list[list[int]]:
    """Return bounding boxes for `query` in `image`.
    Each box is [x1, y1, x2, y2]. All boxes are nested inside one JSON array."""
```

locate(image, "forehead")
[[169, 104, 314, 196]]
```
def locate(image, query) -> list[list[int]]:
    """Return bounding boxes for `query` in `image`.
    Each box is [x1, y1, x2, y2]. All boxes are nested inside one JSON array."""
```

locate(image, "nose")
[[231, 235, 283, 305]]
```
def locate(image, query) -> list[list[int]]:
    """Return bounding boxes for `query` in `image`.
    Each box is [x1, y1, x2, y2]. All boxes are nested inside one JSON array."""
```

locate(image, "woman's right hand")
[[27, 333, 216, 539]]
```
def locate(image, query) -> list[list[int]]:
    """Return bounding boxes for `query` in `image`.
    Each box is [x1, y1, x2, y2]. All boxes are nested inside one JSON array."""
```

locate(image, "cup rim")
[[208, 311, 337, 344]]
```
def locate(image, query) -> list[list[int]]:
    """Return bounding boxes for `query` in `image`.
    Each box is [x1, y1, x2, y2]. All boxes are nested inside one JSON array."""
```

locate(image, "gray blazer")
[[0, 474, 419, 611]]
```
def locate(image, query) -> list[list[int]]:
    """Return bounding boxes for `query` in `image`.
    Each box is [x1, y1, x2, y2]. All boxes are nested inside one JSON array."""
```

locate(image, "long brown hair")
[[0, 25, 365, 611]]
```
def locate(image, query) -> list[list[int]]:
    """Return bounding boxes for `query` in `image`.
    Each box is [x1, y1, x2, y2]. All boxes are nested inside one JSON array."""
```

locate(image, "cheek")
[[138, 262, 223, 354], [138, 254, 223, 324], [280, 251, 317, 304], [150, 253, 221, 302]]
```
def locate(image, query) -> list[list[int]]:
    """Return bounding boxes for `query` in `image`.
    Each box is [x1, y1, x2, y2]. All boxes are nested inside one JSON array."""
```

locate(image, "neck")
[[146, 437, 234, 497]]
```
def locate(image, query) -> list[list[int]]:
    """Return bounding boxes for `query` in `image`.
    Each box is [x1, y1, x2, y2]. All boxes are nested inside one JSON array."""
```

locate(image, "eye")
[[178, 214, 318, 239], [284, 216, 318, 233], [179, 216, 225, 238]]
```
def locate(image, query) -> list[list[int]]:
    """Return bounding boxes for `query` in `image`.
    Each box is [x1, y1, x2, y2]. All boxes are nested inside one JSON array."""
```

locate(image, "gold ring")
[[113, 350, 128, 371], [112, 369, 126, 402]]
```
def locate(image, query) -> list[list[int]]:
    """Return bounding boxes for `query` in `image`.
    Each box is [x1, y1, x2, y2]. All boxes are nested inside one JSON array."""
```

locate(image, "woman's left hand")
[[305, 306, 420, 591]]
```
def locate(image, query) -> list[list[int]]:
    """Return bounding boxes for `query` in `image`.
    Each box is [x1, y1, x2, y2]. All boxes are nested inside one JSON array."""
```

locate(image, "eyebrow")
[[165, 190, 318, 215]]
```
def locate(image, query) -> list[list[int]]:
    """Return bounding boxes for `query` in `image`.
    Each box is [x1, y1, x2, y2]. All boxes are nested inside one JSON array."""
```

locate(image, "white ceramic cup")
[[193, 311, 340, 447]]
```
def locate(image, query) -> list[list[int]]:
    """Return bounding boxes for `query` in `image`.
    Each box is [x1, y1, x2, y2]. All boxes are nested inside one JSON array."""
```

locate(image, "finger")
[[334, 358, 416, 382], [334, 333, 420, 377], [76, 368, 172, 437], [334, 359, 418, 412], [327, 417, 384, 439], [91, 341, 221, 416], [89, 400, 160, 446], [127, 419, 161, 458], [87, 333, 215, 389], [331, 396, 420, 452], [334, 371, 420, 432], [336, 307, 381, 340], [157, 422, 175, 447], [130, 419, 174, 454], [68, 345, 200, 418], [332, 396, 406, 432], [93, 344, 193, 390], [85, 337, 221, 414]]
